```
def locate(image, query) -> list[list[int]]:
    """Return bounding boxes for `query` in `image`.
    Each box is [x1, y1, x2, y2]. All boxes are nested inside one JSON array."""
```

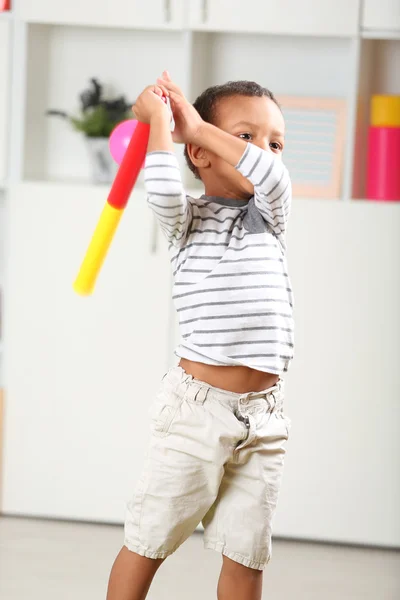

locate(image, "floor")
[[0, 517, 399, 600]]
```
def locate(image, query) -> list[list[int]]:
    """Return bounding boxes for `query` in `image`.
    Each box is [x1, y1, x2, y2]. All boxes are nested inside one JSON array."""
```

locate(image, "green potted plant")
[[47, 78, 132, 183]]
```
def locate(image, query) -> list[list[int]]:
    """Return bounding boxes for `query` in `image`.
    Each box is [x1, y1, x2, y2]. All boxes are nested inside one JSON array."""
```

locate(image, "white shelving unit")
[[1, 1, 400, 546], [189, 0, 361, 36], [0, 19, 11, 184], [0, 17, 11, 389], [16, 0, 186, 30], [361, 0, 400, 34]]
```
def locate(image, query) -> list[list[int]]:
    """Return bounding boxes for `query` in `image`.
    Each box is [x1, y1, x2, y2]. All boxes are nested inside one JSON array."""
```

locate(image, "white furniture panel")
[[362, 0, 400, 32], [18, 0, 184, 30], [2, 183, 172, 521], [190, 0, 361, 36], [0, 20, 10, 182], [273, 199, 400, 547], [191, 34, 352, 99]]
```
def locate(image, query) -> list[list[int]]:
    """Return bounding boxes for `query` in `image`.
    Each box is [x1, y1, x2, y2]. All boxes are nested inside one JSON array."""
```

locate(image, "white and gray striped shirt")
[[145, 143, 294, 375]]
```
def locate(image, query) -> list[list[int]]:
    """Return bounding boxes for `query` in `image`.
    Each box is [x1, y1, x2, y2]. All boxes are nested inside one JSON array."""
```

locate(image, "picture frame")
[[278, 96, 347, 199]]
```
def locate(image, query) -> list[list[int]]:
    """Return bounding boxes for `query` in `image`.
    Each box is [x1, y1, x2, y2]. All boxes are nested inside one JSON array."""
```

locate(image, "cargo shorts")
[[125, 366, 290, 570]]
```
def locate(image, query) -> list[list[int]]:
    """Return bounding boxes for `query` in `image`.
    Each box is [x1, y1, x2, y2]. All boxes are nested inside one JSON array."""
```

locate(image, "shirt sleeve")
[[145, 151, 192, 247], [236, 143, 292, 244]]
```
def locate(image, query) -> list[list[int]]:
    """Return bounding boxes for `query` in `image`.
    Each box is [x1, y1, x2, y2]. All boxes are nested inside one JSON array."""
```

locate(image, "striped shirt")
[[145, 143, 294, 375]]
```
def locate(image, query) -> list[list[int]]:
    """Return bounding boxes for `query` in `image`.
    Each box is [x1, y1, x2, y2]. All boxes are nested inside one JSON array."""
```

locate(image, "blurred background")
[[0, 1, 399, 599]]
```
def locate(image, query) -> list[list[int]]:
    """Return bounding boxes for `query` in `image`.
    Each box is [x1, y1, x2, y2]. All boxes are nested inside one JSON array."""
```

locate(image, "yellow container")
[[371, 95, 400, 128]]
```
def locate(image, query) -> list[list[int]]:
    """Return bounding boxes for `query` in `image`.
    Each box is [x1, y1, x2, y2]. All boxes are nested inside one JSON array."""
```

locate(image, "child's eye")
[[270, 142, 283, 152], [239, 133, 252, 141]]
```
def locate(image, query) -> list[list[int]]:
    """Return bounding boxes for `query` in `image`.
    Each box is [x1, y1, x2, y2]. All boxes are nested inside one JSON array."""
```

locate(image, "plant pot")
[[86, 137, 118, 184]]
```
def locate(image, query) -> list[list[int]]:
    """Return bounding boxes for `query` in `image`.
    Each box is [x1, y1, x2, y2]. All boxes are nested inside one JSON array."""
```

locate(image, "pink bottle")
[[367, 127, 400, 201]]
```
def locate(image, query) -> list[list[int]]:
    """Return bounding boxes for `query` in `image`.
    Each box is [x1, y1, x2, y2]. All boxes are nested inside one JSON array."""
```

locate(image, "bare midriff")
[[179, 358, 279, 394]]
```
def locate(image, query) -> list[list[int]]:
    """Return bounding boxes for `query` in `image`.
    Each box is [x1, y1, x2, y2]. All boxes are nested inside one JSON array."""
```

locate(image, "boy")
[[107, 72, 293, 600]]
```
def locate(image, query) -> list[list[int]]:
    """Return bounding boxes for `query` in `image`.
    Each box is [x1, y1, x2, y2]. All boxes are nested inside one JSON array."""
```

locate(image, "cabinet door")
[[3, 183, 172, 521], [362, 0, 400, 31], [273, 201, 400, 547], [18, 0, 184, 29], [0, 21, 10, 182], [190, 0, 360, 36]]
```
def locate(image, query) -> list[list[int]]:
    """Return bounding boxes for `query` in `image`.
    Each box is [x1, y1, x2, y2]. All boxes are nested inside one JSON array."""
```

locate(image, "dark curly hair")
[[184, 80, 279, 179]]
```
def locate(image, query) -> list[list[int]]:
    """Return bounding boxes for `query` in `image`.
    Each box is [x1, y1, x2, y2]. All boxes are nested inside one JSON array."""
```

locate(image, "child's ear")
[[187, 144, 210, 170]]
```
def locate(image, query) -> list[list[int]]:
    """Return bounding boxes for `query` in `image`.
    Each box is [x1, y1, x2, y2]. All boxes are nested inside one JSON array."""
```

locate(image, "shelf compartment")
[[23, 23, 188, 184], [189, 32, 352, 199], [352, 39, 400, 200], [190, 33, 354, 98]]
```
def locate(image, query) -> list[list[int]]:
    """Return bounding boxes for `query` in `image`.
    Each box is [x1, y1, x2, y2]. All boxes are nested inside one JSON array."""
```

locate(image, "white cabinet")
[[274, 199, 400, 547], [2, 183, 172, 521], [362, 0, 400, 31], [189, 0, 361, 36], [17, 0, 185, 29], [0, 21, 10, 182]]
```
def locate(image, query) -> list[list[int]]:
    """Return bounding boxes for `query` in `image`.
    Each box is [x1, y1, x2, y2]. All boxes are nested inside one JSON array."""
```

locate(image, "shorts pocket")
[[274, 410, 291, 439], [149, 379, 184, 436], [151, 404, 174, 434], [282, 414, 291, 438]]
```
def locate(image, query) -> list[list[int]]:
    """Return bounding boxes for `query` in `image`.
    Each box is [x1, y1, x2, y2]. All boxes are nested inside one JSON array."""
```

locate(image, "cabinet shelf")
[[17, 0, 185, 30], [19, 16, 184, 32], [362, 29, 400, 40], [22, 176, 116, 191]]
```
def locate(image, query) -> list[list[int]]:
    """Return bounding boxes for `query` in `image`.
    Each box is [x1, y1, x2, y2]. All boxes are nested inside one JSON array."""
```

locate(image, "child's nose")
[[257, 141, 272, 153]]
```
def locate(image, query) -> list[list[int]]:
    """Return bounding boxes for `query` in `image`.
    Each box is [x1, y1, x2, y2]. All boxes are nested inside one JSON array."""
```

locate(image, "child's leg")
[[217, 556, 263, 600], [107, 367, 239, 599], [106, 546, 163, 600], [202, 383, 290, 595]]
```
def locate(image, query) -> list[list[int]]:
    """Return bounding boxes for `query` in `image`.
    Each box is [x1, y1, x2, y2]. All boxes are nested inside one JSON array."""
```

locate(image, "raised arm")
[[157, 73, 291, 242], [190, 122, 291, 240], [133, 85, 192, 247], [236, 142, 291, 239], [145, 148, 192, 247]]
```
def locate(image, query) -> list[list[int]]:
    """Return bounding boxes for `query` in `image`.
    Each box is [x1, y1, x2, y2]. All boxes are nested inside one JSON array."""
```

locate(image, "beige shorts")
[[125, 366, 290, 570]]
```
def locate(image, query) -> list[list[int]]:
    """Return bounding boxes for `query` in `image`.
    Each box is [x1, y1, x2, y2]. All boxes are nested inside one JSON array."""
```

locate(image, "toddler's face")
[[210, 95, 285, 198]]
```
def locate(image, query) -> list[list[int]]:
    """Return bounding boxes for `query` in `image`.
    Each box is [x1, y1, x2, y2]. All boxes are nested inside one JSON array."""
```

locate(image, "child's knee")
[[221, 555, 263, 578]]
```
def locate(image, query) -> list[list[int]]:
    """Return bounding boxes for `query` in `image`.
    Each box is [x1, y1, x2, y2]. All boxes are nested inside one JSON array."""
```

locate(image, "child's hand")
[[157, 71, 203, 144], [132, 84, 170, 124]]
